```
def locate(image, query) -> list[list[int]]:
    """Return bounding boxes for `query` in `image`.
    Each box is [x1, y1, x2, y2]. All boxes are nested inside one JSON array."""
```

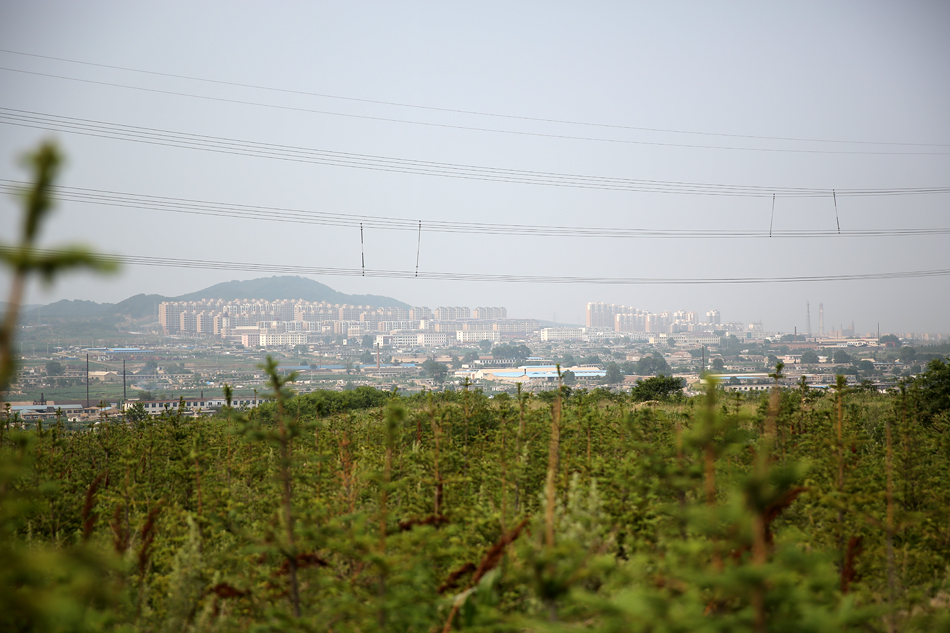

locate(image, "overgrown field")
[[3, 363, 950, 632]]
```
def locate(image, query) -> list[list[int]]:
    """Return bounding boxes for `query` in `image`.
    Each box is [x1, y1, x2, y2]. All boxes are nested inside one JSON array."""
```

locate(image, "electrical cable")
[[2, 48, 947, 150], [2, 109, 950, 198], [2, 65, 948, 156], [2, 247, 947, 285], [1, 179, 947, 240]]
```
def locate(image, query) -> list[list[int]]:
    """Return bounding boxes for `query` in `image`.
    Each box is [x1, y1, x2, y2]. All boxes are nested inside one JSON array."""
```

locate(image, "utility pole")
[[123, 359, 126, 403], [376, 342, 380, 370], [85, 353, 89, 408]]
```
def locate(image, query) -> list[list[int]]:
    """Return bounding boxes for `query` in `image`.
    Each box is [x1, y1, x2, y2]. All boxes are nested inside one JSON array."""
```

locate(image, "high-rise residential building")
[[409, 307, 433, 320], [435, 306, 471, 320], [705, 310, 721, 325], [159, 302, 181, 334], [474, 307, 507, 319], [586, 302, 626, 329]]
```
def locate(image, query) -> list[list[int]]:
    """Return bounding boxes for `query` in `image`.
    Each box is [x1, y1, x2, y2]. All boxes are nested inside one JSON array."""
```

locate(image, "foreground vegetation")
[[2, 358, 950, 632]]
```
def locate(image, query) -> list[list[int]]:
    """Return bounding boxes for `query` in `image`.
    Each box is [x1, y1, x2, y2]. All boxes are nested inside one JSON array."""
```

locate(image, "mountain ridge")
[[19, 276, 410, 319]]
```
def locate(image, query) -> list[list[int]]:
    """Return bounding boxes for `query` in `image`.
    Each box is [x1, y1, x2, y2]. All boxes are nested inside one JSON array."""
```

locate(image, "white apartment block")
[[541, 327, 586, 341], [456, 331, 500, 343]]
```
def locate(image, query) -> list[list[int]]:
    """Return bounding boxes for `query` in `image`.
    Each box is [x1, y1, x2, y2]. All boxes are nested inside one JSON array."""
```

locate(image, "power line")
[[2, 47, 947, 150], [2, 108, 950, 197], [1, 178, 948, 239], [2, 247, 947, 285], [2, 65, 948, 156]]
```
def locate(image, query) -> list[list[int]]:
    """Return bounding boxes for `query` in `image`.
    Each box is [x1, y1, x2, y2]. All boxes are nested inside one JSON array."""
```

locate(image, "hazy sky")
[[1, 2, 948, 333]]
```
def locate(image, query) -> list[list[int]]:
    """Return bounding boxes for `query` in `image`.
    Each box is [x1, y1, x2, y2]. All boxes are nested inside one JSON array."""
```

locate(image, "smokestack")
[[819, 303, 824, 337]]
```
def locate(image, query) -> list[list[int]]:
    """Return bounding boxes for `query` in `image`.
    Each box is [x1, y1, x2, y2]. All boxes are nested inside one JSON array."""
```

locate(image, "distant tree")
[[630, 375, 685, 402], [857, 360, 875, 374], [361, 334, 374, 348], [45, 360, 64, 376], [422, 359, 448, 383], [604, 361, 623, 384], [800, 350, 820, 364], [360, 351, 374, 364], [620, 361, 637, 375], [636, 353, 670, 376], [767, 354, 779, 367], [450, 355, 462, 370], [711, 358, 725, 372], [560, 353, 576, 367], [666, 337, 676, 348], [899, 347, 917, 363], [136, 390, 154, 401], [478, 339, 493, 352], [833, 350, 852, 364], [561, 369, 576, 386], [462, 350, 480, 364], [492, 344, 531, 359], [879, 334, 901, 346], [125, 402, 148, 422], [582, 355, 602, 365]]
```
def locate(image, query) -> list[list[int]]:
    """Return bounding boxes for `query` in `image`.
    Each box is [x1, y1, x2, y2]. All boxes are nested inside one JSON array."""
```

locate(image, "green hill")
[[20, 276, 409, 319], [173, 276, 410, 308]]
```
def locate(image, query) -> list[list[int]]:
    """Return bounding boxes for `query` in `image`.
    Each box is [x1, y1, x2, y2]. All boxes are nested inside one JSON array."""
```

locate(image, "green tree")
[[125, 401, 148, 422], [361, 334, 374, 348], [603, 361, 623, 384], [492, 344, 531, 359], [629, 374, 685, 401], [422, 359, 448, 383], [801, 349, 820, 364], [561, 369, 576, 385], [636, 353, 670, 375], [477, 339, 493, 352], [462, 350, 480, 364], [900, 347, 917, 363], [44, 360, 64, 376], [879, 334, 901, 346], [711, 358, 725, 372], [833, 349, 852, 364]]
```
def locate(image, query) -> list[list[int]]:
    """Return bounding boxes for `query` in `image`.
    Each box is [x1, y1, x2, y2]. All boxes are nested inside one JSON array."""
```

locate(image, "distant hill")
[[19, 275, 409, 319], [29, 299, 108, 318], [174, 276, 410, 309]]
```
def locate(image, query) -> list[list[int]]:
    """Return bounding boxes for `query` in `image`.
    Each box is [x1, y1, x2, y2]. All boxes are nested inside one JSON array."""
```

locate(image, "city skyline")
[[2, 3, 948, 334]]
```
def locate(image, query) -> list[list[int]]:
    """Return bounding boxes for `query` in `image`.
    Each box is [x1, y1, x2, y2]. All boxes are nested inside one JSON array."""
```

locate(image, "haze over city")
[[1, 2, 948, 333]]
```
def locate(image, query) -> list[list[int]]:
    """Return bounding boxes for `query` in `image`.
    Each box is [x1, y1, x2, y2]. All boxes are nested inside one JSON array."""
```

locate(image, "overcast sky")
[[1, 2, 948, 334]]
